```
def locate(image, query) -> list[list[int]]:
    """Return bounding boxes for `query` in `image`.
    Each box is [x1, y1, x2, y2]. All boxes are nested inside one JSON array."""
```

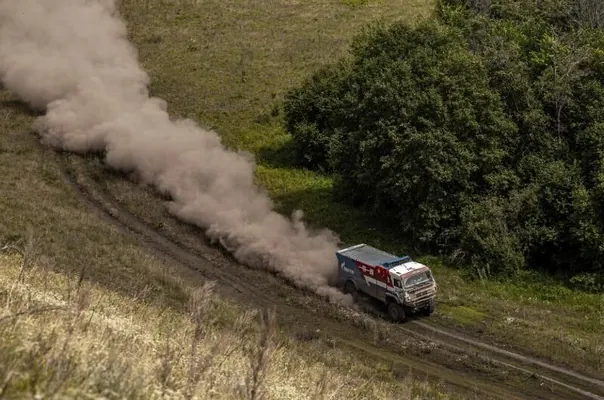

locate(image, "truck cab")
[[387, 260, 437, 315], [336, 244, 437, 322]]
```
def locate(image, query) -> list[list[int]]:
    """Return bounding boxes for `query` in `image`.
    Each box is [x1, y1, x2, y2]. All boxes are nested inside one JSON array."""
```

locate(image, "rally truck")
[[336, 244, 437, 322]]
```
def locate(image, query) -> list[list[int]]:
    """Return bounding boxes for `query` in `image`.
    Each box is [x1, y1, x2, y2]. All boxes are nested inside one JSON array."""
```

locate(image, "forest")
[[283, 0, 604, 290]]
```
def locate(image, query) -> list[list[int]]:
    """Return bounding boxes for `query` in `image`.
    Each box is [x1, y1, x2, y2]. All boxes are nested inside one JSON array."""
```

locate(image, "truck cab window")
[[404, 271, 431, 288], [393, 278, 402, 288]]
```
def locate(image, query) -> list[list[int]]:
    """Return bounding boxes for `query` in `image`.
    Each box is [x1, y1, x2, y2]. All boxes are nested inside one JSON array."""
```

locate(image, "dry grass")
[[1, 0, 602, 397], [0, 237, 452, 400], [117, 0, 433, 149]]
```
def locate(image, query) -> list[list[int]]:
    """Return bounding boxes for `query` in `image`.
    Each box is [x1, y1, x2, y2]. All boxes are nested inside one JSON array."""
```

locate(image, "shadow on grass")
[[0, 99, 41, 117], [269, 184, 427, 258], [251, 132, 445, 260], [256, 137, 299, 169]]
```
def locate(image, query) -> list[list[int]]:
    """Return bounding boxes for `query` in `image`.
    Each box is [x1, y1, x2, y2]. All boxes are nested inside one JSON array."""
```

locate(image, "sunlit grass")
[[0, 249, 452, 399]]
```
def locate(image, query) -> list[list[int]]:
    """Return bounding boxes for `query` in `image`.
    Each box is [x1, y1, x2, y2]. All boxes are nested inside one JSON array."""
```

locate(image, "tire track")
[[350, 292, 604, 399], [402, 321, 604, 400], [411, 320, 604, 391], [57, 154, 600, 400]]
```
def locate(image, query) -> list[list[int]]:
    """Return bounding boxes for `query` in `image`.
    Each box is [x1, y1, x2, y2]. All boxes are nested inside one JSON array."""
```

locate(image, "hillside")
[[0, 0, 603, 399], [0, 249, 453, 399]]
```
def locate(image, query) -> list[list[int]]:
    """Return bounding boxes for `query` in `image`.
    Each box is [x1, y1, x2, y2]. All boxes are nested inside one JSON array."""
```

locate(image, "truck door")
[[391, 275, 404, 303]]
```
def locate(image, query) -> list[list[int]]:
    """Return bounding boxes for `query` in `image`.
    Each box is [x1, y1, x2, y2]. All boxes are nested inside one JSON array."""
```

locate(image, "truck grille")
[[409, 288, 434, 308]]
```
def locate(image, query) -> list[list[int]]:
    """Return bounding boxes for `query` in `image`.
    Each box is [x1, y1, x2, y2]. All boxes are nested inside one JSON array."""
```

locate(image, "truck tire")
[[344, 281, 358, 300], [387, 302, 405, 322], [422, 299, 435, 316]]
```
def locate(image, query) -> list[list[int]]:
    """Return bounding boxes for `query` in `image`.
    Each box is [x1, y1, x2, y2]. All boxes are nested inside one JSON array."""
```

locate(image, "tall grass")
[[0, 235, 452, 400]]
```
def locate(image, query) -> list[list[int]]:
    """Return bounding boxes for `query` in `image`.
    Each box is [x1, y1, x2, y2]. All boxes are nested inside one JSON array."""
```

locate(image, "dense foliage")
[[283, 0, 604, 288]]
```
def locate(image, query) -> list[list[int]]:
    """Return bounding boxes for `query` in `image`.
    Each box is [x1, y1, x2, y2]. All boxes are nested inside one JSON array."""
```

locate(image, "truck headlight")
[[404, 293, 411, 302]]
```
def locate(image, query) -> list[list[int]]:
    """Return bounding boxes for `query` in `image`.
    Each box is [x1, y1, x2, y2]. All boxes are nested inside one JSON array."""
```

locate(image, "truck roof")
[[336, 243, 410, 269], [390, 262, 430, 277]]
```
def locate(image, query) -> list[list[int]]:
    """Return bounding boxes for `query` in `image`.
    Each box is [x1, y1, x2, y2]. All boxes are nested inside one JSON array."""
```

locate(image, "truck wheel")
[[422, 300, 435, 316], [344, 281, 358, 300], [387, 302, 405, 322]]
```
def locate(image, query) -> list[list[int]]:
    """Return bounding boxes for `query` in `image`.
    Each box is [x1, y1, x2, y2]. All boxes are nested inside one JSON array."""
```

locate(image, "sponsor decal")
[[340, 261, 355, 275], [355, 261, 393, 288]]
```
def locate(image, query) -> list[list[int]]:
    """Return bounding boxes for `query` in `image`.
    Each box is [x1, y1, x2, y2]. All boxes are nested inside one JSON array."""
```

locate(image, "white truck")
[[336, 243, 437, 322]]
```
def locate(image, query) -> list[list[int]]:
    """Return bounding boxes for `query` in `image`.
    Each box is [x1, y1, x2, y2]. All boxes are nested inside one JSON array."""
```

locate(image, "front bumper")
[[407, 297, 433, 311], [405, 288, 436, 311]]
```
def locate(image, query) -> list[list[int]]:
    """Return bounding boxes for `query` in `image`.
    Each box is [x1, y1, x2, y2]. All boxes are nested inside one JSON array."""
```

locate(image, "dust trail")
[[0, 0, 353, 305]]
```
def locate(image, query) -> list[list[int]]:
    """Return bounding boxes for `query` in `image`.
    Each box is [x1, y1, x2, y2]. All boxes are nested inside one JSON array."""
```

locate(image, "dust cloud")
[[0, 0, 353, 305]]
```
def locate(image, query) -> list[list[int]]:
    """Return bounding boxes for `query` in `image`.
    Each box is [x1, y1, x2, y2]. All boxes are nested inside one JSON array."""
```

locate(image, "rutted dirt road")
[[59, 152, 604, 400]]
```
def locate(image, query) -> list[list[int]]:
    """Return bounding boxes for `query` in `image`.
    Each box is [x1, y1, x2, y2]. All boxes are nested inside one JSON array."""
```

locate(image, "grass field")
[[112, 0, 603, 375], [0, 2, 458, 398], [0, 0, 603, 397], [0, 94, 454, 398]]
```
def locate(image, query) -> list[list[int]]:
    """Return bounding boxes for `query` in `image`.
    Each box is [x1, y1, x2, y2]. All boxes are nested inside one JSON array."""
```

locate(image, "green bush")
[[283, 61, 352, 171], [283, 0, 604, 281]]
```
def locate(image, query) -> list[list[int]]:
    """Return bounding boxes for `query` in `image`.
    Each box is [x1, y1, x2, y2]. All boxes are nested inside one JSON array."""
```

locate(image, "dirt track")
[[58, 152, 604, 400]]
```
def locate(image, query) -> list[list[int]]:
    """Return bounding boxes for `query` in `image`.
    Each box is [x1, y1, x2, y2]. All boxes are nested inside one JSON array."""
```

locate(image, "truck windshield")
[[404, 270, 432, 288]]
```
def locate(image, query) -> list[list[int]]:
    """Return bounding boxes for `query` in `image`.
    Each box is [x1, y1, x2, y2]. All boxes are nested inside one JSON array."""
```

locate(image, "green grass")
[[0, 2, 471, 397], [438, 305, 487, 327], [111, 0, 604, 377], [1, 0, 603, 397]]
